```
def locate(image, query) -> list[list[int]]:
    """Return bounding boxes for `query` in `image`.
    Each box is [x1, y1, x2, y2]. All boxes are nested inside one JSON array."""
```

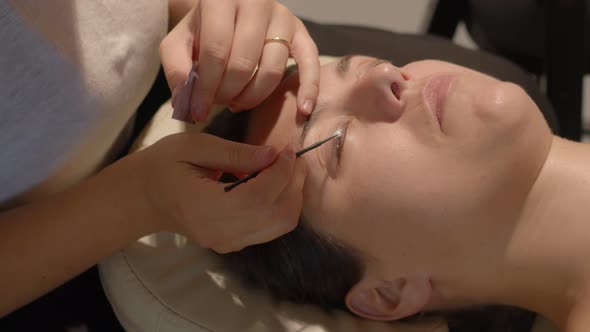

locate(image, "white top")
[[0, 0, 167, 207]]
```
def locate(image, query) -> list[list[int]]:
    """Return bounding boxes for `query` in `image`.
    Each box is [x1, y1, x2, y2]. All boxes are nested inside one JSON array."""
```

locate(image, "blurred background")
[[279, 0, 590, 141]]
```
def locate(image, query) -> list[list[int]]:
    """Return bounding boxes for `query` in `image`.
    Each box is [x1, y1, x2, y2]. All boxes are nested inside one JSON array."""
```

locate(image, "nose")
[[347, 61, 408, 122]]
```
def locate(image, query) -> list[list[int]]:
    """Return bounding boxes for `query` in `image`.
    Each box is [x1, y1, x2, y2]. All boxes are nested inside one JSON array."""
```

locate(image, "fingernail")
[[301, 99, 313, 114], [171, 87, 179, 107], [191, 101, 207, 122], [172, 85, 194, 123], [255, 146, 277, 165], [284, 142, 299, 158]]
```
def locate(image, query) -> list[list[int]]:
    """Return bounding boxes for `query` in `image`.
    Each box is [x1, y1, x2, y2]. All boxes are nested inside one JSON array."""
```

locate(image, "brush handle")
[[223, 133, 340, 192], [223, 171, 260, 192]]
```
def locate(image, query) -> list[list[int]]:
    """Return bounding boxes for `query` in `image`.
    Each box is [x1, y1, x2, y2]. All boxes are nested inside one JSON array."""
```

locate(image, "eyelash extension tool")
[[223, 128, 343, 192]]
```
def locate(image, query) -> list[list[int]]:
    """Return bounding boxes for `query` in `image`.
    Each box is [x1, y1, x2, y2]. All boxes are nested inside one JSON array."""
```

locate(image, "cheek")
[[340, 125, 514, 226], [470, 83, 552, 212], [315, 166, 457, 274], [339, 127, 456, 222], [448, 80, 538, 143], [467, 82, 551, 176], [473, 82, 530, 131]]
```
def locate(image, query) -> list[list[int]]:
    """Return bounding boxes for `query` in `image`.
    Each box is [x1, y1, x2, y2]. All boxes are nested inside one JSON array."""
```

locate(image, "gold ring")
[[264, 37, 291, 53]]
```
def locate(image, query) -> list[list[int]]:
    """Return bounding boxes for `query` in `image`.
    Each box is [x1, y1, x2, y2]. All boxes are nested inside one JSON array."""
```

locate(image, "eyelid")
[[334, 119, 352, 165]]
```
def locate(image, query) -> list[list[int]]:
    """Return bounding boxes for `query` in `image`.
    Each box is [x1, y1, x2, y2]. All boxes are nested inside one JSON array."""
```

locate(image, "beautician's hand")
[[160, 0, 320, 122], [124, 132, 306, 253]]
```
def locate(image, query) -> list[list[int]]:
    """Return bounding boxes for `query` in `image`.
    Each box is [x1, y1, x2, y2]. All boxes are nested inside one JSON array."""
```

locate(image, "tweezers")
[[223, 131, 341, 192]]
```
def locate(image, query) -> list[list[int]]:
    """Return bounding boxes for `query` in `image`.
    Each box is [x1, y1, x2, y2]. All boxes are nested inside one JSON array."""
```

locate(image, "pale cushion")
[[100, 231, 446, 332]]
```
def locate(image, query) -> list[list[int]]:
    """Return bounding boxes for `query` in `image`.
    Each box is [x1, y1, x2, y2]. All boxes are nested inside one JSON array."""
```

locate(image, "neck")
[[439, 137, 590, 329], [512, 137, 590, 323]]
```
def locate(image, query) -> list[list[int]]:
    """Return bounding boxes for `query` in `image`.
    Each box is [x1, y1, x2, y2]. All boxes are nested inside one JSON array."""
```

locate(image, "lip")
[[422, 73, 456, 128]]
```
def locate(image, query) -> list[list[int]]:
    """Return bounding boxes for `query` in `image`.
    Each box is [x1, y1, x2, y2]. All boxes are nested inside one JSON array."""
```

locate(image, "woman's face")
[[246, 56, 552, 279]]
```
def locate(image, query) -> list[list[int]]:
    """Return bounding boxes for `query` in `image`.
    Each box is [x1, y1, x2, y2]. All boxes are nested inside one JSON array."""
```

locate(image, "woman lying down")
[[203, 55, 588, 332]]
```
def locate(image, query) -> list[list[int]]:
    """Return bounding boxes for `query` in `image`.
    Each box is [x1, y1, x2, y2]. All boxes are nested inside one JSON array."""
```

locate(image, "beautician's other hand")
[[160, 0, 319, 122], [124, 132, 306, 253]]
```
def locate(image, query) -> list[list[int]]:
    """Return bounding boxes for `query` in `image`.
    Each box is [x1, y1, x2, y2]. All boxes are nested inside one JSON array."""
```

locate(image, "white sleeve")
[[0, 1, 167, 207]]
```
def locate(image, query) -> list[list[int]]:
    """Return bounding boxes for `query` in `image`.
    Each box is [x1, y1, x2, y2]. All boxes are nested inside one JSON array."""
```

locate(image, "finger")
[[229, 4, 295, 110], [214, 1, 273, 103], [235, 157, 307, 248], [172, 133, 279, 174], [228, 205, 294, 252], [192, 0, 237, 122], [291, 19, 320, 116], [229, 142, 297, 210], [206, 156, 304, 254], [160, 6, 199, 94]]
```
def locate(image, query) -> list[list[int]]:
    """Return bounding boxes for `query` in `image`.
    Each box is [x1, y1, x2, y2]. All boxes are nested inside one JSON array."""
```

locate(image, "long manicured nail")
[[172, 84, 193, 122], [172, 63, 200, 123]]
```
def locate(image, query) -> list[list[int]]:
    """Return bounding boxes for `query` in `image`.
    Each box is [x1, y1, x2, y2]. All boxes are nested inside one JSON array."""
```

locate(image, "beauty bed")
[[99, 19, 560, 332]]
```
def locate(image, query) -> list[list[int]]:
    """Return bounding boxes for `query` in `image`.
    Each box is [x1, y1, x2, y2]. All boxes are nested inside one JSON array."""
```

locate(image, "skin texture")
[[245, 56, 556, 322]]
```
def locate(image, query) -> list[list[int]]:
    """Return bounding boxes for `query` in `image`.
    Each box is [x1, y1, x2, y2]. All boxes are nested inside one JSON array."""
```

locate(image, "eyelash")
[[333, 119, 351, 164]]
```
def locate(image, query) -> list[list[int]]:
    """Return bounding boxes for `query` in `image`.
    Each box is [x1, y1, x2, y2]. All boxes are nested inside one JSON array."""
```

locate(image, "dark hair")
[[224, 221, 363, 311], [205, 109, 537, 332]]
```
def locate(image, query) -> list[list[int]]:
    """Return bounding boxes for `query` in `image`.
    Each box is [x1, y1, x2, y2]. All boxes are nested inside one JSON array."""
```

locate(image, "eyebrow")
[[299, 55, 355, 144], [299, 54, 362, 144], [299, 101, 325, 144], [337, 54, 354, 79]]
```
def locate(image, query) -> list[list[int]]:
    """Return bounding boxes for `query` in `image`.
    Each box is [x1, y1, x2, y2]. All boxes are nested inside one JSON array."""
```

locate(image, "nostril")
[[391, 82, 401, 101]]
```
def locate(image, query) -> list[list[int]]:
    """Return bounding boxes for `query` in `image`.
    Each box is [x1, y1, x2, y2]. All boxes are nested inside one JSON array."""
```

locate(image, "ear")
[[345, 276, 431, 321]]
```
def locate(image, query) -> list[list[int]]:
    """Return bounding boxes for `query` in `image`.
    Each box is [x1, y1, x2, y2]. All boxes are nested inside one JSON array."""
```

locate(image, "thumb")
[[178, 133, 279, 174]]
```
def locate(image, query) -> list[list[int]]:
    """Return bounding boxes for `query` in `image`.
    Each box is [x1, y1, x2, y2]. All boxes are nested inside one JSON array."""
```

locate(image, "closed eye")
[[333, 119, 352, 166]]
